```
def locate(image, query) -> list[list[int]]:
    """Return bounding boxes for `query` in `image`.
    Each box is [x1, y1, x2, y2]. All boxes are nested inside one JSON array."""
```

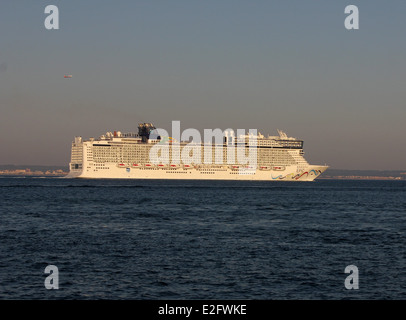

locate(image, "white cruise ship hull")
[[66, 165, 328, 181]]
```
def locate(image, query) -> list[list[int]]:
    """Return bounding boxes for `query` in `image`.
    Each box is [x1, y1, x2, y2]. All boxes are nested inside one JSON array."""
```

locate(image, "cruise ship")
[[66, 123, 328, 181]]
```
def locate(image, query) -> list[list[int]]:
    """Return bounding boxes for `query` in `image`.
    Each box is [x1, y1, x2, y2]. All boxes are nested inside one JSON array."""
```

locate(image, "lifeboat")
[[144, 164, 155, 168], [157, 164, 167, 169], [230, 165, 240, 170], [183, 164, 193, 169], [117, 163, 126, 168], [259, 166, 271, 171], [132, 163, 141, 168], [272, 166, 285, 171], [169, 164, 180, 169]]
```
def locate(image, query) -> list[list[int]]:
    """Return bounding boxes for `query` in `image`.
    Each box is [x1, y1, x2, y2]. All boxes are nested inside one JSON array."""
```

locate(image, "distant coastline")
[[318, 176, 403, 181], [0, 165, 404, 180], [0, 165, 68, 177], [318, 169, 405, 180]]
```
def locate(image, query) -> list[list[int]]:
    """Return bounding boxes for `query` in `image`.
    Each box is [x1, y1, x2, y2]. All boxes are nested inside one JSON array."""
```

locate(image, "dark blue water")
[[0, 178, 405, 299]]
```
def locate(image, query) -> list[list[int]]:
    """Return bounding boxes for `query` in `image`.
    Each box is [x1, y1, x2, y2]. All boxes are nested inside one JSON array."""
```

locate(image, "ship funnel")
[[138, 123, 156, 142]]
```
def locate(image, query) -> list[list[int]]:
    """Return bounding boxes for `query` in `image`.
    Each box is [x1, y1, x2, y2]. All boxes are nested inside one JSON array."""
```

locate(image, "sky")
[[0, 0, 405, 170]]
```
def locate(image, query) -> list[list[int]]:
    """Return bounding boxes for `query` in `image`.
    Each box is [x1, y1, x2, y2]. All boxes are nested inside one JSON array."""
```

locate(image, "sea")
[[0, 177, 405, 300]]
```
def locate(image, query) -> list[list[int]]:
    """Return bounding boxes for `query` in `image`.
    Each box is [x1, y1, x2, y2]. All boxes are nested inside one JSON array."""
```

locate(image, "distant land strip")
[[320, 169, 406, 180], [0, 165, 405, 180], [0, 165, 68, 177]]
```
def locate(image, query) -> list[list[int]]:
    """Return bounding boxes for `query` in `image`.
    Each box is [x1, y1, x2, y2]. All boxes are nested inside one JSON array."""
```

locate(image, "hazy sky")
[[1, 0, 405, 170]]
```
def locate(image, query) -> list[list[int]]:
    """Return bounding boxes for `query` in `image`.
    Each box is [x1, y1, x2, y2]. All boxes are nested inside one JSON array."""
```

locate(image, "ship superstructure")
[[67, 123, 328, 180]]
